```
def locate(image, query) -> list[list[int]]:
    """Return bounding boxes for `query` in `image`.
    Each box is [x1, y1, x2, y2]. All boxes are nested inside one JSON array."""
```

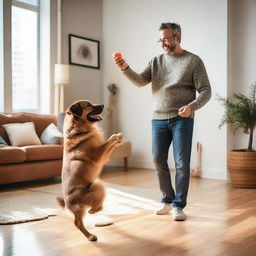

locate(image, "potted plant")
[[218, 82, 256, 188]]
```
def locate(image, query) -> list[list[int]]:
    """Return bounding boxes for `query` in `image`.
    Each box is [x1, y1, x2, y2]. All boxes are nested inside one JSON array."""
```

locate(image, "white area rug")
[[0, 182, 161, 225]]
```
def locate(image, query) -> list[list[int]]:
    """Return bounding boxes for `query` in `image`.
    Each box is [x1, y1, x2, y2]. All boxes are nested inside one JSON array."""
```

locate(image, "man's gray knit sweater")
[[122, 50, 211, 119]]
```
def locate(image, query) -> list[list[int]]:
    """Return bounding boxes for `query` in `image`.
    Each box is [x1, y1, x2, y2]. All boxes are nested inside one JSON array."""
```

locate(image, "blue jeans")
[[152, 116, 194, 209]]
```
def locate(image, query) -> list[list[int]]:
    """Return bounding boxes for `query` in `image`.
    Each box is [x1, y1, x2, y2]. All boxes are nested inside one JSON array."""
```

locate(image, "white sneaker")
[[172, 207, 187, 221], [155, 203, 172, 215]]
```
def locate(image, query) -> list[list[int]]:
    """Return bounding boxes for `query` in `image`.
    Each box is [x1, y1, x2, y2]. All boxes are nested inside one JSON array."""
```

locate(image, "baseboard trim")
[[201, 168, 228, 180], [107, 158, 154, 169], [107, 159, 228, 180]]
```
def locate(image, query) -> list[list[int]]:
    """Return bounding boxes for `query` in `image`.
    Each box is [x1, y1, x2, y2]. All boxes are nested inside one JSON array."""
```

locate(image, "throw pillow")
[[0, 136, 8, 147], [2, 122, 41, 146], [40, 123, 63, 144]]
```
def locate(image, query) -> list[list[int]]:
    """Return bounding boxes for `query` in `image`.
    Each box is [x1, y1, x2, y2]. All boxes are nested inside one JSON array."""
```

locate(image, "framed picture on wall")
[[69, 34, 100, 69]]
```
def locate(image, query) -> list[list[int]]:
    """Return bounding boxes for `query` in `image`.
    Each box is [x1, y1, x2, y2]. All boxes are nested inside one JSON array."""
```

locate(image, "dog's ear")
[[67, 103, 83, 117]]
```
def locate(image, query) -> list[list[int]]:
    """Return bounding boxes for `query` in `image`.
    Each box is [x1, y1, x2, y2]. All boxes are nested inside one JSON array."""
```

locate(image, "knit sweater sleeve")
[[121, 62, 151, 87], [188, 57, 212, 111]]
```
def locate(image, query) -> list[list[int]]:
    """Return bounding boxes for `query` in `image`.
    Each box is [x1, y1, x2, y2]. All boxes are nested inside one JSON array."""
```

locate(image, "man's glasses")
[[157, 37, 172, 44]]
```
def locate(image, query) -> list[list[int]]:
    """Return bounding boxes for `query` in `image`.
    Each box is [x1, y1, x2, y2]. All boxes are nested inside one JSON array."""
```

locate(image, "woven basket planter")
[[227, 151, 256, 188]]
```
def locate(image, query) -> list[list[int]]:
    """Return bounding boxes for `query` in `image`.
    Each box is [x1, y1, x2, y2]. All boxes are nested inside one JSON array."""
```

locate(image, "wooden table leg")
[[124, 157, 128, 172]]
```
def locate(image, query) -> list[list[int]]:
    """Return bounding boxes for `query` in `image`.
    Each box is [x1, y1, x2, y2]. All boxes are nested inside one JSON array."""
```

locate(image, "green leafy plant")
[[218, 82, 256, 152]]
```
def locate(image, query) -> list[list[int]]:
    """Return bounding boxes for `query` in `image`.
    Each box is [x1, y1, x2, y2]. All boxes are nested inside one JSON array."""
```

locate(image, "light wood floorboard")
[[0, 167, 256, 256]]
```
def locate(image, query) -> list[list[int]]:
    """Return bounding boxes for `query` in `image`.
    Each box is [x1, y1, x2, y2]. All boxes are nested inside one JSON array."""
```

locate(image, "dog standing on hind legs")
[[57, 100, 122, 241]]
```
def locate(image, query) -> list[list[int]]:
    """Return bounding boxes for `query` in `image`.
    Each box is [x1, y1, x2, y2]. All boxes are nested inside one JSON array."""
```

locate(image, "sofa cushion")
[[40, 123, 63, 145], [3, 122, 42, 146], [0, 136, 8, 147], [0, 112, 57, 144], [22, 145, 63, 161], [0, 146, 26, 164]]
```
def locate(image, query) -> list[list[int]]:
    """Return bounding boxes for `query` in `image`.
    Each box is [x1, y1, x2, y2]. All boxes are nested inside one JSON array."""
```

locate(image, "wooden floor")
[[1, 167, 256, 256]]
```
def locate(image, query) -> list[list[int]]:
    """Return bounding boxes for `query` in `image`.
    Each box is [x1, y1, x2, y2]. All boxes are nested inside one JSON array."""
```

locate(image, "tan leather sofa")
[[0, 112, 63, 185]]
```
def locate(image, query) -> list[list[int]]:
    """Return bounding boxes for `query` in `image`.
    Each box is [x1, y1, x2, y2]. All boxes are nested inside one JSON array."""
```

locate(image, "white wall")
[[229, 0, 256, 151], [102, 0, 228, 180], [62, 0, 103, 110]]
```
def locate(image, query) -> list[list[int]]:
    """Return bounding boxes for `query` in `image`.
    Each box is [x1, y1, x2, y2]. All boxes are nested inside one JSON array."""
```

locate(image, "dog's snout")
[[96, 104, 104, 110]]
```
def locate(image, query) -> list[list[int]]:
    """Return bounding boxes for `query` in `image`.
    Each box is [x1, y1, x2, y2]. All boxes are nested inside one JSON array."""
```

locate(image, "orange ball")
[[113, 52, 122, 59]]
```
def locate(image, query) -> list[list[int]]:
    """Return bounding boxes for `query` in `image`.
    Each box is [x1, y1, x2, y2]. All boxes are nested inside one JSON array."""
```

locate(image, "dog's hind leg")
[[70, 206, 97, 241], [86, 182, 106, 214], [74, 213, 97, 241]]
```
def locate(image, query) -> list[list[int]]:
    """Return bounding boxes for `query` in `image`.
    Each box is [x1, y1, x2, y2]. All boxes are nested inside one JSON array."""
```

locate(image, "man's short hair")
[[159, 23, 181, 37]]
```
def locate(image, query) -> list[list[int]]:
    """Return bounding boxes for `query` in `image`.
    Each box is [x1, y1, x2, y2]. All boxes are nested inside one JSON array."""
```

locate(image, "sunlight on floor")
[[103, 187, 161, 215], [83, 187, 161, 227], [0, 227, 43, 255]]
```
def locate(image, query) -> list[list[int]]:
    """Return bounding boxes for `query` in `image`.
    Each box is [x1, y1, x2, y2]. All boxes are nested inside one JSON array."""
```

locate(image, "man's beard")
[[163, 42, 176, 54], [169, 42, 176, 52]]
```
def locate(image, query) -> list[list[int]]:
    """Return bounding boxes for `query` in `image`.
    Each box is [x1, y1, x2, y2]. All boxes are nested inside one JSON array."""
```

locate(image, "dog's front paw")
[[115, 132, 123, 142], [109, 132, 123, 143]]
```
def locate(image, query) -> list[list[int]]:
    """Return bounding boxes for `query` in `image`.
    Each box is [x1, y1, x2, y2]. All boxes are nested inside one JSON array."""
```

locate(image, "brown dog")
[[57, 100, 122, 241]]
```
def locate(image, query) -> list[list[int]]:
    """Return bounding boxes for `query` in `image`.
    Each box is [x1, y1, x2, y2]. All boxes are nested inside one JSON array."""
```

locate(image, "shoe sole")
[[173, 216, 186, 221]]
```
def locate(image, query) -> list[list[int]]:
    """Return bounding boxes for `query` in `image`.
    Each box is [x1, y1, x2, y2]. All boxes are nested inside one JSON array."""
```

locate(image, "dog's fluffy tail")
[[56, 197, 65, 208]]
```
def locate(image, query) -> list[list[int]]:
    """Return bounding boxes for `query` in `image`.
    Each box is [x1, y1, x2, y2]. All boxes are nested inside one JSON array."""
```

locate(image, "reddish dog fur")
[[57, 100, 122, 241]]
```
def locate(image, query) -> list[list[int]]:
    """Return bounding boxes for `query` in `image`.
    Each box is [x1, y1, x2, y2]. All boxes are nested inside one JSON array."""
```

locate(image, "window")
[[11, 0, 39, 113], [0, 1, 3, 112]]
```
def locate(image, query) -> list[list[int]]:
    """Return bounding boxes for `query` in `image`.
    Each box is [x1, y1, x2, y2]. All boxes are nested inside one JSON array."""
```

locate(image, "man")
[[113, 22, 211, 221]]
